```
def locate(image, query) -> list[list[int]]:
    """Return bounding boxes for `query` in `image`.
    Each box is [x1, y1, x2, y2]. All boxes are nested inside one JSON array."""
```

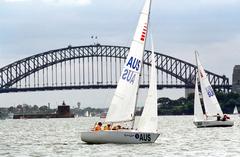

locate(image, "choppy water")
[[0, 116, 240, 157]]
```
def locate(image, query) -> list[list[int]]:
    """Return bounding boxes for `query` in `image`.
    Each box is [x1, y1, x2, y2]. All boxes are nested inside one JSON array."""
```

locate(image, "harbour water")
[[0, 116, 240, 157]]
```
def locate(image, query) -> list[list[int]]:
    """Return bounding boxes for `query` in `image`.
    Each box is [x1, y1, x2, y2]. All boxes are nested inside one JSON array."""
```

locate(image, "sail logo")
[[206, 86, 215, 97], [140, 23, 148, 41], [122, 69, 136, 84], [126, 57, 141, 71], [135, 133, 151, 142], [121, 57, 141, 84]]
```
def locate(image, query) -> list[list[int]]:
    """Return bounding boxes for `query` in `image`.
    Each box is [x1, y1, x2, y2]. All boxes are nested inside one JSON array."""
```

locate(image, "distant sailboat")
[[193, 52, 234, 128], [233, 105, 239, 115], [84, 111, 92, 117], [84, 111, 89, 117], [81, 0, 160, 144]]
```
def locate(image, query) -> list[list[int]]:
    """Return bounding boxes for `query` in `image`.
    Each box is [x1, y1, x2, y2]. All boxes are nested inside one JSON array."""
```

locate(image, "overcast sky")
[[0, 0, 240, 108]]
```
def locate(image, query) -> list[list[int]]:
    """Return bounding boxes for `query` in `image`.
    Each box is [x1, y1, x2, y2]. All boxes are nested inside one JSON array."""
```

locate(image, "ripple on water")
[[0, 116, 240, 157]]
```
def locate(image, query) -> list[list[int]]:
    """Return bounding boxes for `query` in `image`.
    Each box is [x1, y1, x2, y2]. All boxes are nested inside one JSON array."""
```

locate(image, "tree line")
[[4, 92, 240, 116], [157, 92, 240, 115]]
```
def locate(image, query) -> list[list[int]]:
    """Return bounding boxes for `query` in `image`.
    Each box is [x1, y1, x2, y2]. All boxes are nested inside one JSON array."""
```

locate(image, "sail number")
[[135, 133, 151, 142], [206, 86, 215, 97], [121, 57, 141, 84]]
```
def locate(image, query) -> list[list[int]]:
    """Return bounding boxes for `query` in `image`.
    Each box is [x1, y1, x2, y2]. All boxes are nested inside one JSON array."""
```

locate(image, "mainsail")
[[194, 72, 205, 121], [137, 35, 158, 133], [105, 0, 152, 123], [195, 52, 223, 117]]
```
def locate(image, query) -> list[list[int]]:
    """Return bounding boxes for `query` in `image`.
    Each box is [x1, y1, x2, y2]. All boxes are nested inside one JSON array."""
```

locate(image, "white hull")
[[81, 130, 160, 144], [193, 120, 234, 128]]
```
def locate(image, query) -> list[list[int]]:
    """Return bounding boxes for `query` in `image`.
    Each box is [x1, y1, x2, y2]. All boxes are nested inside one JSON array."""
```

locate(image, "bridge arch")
[[0, 45, 230, 93]]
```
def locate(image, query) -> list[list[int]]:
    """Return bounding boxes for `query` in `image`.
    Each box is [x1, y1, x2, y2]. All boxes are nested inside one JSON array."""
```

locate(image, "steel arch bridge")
[[0, 44, 230, 94]]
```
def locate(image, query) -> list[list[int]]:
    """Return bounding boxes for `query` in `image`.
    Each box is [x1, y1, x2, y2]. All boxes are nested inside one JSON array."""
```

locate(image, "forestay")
[[137, 35, 158, 133], [105, 0, 152, 123], [196, 52, 223, 117]]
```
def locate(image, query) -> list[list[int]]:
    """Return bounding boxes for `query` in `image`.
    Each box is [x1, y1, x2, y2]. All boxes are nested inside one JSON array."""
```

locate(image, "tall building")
[[232, 65, 240, 93]]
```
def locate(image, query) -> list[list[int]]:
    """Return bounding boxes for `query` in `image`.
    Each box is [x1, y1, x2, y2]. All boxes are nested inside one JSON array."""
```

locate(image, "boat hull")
[[81, 130, 160, 144], [193, 120, 234, 128]]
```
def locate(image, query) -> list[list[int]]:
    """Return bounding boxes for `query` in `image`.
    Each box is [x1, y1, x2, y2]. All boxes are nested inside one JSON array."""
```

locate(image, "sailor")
[[95, 122, 102, 131], [117, 125, 122, 130], [216, 113, 221, 121], [104, 124, 111, 130], [112, 125, 121, 130], [222, 114, 230, 121]]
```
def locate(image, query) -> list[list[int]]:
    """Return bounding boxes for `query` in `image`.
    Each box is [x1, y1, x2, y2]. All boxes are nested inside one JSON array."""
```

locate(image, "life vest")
[[95, 125, 102, 131]]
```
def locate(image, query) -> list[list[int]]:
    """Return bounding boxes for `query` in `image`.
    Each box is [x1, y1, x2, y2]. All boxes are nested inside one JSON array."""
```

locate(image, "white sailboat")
[[81, 0, 160, 144], [193, 52, 234, 128], [233, 105, 239, 115], [84, 111, 89, 117]]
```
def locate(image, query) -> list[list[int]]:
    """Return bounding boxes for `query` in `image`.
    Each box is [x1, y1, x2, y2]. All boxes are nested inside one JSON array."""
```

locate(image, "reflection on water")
[[0, 116, 240, 157]]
